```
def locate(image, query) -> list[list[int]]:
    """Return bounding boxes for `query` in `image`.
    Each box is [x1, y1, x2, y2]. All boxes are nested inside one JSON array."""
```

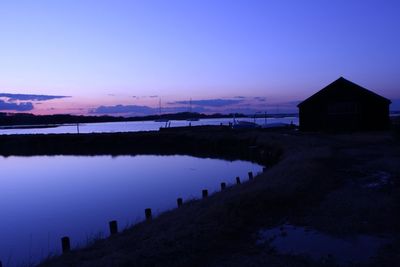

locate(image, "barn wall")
[[299, 100, 390, 132]]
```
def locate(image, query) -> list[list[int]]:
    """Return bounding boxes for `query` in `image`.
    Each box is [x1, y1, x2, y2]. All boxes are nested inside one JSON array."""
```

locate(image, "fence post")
[[109, 220, 118, 235], [202, 189, 208, 198], [145, 208, 152, 221], [61, 236, 71, 253], [248, 171, 253, 180], [177, 198, 183, 208], [220, 182, 226, 191], [236, 176, 241, 184]]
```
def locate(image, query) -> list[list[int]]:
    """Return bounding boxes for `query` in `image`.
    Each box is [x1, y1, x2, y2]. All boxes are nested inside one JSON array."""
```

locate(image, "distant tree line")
[[0, 112, 245, 126]]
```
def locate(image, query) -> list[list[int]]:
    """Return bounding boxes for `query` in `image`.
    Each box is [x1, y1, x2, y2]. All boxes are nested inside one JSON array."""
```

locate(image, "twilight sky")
[[0, 0, 399, 115]]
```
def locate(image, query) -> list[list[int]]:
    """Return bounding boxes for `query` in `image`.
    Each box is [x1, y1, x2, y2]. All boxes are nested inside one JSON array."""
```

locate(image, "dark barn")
[[298, 77, 391, 131]]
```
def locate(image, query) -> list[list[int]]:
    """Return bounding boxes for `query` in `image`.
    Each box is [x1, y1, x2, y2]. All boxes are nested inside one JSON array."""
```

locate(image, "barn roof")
[[297, 77, 391, 108]]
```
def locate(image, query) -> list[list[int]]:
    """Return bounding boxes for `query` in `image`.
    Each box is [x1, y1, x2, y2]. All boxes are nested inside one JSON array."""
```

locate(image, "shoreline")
[[0, 126, 281, 167], [0, 113, 299, 128], [1, 127, 398, 266]]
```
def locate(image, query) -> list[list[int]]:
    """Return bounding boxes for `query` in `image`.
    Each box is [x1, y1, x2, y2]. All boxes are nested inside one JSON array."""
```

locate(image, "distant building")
[[297, 77, 391, 131]]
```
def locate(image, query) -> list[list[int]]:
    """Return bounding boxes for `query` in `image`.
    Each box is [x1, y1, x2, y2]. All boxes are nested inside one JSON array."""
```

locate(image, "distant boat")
[[233, 121, 260, 129], [232, 117, 260, 129]]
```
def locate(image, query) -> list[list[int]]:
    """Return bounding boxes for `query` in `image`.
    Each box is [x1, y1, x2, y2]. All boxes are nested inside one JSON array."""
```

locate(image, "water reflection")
[[0, 117, 299, 135], [0, 155, 261, 266], [257, 224, 388, 265]]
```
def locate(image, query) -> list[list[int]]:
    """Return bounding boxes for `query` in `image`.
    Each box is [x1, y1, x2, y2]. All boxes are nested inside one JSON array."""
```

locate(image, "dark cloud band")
[[169, 99, 243, 107], [0, 93, 70, 101], [91, 104, 207, 115], [0, 100, 34, 111]]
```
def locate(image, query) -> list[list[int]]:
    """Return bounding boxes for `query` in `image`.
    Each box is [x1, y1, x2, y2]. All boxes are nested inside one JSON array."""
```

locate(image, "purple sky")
[[0, 0, 399, 115]]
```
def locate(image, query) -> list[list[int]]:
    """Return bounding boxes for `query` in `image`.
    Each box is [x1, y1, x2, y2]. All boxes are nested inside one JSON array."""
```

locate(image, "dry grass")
[[36, 130, 400, 267]]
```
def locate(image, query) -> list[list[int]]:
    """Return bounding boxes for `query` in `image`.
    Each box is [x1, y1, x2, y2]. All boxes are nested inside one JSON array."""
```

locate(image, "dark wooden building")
[[297, 77, 391, 131]]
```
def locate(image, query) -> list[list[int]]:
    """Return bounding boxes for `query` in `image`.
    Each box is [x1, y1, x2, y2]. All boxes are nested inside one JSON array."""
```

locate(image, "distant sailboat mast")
[[264, 111, 267, 125], [155, 98, 169, 122], [186, 97, 199, 121], [159, 98, 162, 116]]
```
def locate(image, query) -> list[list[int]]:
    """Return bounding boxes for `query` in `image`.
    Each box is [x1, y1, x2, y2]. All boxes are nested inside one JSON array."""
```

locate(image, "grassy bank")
[[0, 126, 280, 167], [3, 127, 398, 266]]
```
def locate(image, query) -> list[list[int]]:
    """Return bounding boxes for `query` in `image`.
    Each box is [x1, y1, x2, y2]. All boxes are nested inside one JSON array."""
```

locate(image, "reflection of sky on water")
[[0, 117, 299, 135], [0, 155, 261, 266], [258, 224, 388, 265]]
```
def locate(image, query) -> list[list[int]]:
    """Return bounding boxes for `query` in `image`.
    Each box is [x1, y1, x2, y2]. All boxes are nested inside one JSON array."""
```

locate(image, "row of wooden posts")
[[59, 169, 265, 254]]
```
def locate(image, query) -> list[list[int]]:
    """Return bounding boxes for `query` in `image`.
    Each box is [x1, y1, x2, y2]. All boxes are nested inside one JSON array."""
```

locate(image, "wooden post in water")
[[236, 176, 241, 184], [61, 236, 71, 253], [202, 189, 208, 198], [109, 220, 118, 235], [263, 167, 267, 173], [220, 182, 226, 191], [145, 208, 152, 221], [0, 260, 2, 267], [248, 171, 254, 180], [177, 198, 183, 208]]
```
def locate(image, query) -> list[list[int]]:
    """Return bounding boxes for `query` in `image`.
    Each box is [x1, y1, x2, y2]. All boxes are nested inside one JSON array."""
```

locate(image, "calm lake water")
[[0, 155, 262, 266], [0, 117, 298, 135]]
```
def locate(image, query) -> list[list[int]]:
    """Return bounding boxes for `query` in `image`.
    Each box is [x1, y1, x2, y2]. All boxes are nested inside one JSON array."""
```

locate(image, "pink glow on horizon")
[[1, 78, 397, 116], [3, 93, 300, 116]]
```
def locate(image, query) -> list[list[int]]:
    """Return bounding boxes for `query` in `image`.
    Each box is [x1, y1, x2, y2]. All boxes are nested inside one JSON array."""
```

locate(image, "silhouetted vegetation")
[[0, 112, 298, 127], [0, 126, 281, 166], [0, 112, 245, 126]]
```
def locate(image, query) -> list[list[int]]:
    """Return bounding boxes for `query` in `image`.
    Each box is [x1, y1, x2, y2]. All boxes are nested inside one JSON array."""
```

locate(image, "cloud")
[[163, 106, 207, 113], [130, 95, 158, 99], [0, 93, 70, 101], [254, 96, 266, 102], [223, 108, 259, 114], [169, 98, 243, 107], [90, 104, 207, 116], [233, 96, 246, 99], [0, 99, 34, 111], [91, 105, 154, 115], [275, 100, 302, 108]]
